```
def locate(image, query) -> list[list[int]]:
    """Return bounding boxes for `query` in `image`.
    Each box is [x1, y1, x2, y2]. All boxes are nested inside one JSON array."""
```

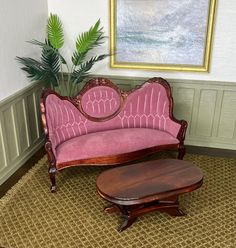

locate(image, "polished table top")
[[96, 159, 203, 206]]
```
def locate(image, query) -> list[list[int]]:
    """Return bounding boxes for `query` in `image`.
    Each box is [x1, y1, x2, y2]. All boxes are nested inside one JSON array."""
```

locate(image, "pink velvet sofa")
[[40, 77, 187, 192]]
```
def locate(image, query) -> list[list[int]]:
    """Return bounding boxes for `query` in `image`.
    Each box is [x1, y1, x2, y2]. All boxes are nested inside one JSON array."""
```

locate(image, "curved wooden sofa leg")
[[48, 165, 57, 193], [45, 141, 57, 193], [178, 145, 186, 160], [177, 120, 188, 160]]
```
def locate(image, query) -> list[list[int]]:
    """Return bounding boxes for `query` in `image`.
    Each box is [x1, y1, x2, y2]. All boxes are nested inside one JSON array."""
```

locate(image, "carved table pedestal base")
[[104, 196, 185, 232]]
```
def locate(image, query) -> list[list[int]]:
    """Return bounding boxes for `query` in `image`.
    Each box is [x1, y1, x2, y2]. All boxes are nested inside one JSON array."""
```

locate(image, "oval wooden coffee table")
[[96, 159, 203, 232]]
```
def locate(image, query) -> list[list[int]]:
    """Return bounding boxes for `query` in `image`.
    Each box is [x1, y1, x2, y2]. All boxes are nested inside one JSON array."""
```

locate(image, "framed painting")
[[110, 0, 217, 72]]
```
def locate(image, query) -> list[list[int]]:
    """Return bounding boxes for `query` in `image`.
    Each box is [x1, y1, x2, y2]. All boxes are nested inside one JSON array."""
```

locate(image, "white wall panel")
[[48, 0, 236, 84], [0, 0, 48, 101]]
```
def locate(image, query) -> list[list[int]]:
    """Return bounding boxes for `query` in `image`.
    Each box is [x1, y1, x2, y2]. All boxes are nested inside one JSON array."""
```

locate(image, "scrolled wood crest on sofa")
[[40, 77, 187, 192]]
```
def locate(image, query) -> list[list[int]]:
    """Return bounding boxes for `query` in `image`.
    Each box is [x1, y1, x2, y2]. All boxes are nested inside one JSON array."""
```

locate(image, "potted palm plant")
[[17, 13, 108, 96]]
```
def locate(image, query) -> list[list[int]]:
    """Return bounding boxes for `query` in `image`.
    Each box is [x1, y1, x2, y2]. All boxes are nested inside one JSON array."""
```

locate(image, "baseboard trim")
[[0, 139, 45, 186], [0, 145, 45, 198], [186, 145, 236, 158]]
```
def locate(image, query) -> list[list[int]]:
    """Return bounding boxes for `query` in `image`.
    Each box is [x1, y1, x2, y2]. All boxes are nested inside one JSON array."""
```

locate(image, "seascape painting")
[[111, 0, 216, 71]]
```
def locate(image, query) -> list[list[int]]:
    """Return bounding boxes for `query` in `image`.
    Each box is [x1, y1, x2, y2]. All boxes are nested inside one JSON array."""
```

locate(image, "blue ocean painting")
[[116, 0, 210, 65]]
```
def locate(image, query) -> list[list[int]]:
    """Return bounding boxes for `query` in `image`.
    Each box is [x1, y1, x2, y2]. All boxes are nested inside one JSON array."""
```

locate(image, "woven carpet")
[[0, 153, 236, 248]]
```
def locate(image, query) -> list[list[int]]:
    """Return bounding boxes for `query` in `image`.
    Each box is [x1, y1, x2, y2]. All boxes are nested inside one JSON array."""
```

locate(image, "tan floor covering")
[[0, 153, 236, 248]]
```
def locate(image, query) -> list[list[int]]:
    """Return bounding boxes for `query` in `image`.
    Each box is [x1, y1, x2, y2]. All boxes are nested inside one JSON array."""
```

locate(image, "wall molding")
[[0, 81, 46, 185], [0, 75, 235, 185]]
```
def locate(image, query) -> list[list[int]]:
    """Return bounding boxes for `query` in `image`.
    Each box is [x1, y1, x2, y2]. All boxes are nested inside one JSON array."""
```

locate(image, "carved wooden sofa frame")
[[40, 77, 187, 192]]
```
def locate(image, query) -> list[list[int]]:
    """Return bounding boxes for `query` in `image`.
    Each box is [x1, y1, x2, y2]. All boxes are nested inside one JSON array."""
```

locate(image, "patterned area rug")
[[1, 153, 236, 248]]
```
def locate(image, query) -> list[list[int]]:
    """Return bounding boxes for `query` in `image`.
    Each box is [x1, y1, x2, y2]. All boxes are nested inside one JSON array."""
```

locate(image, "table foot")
[[104, 204, 120, 214], [159, 206, 185, 217], [104, 196, 185, 232], [118, 216, 137, 232], [157, 196, 185, 217]]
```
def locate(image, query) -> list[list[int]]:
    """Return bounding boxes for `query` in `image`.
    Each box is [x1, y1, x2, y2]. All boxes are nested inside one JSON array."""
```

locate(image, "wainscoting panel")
[[196, 89, 217, 137], [90, 75, 236, 150], [0, 81, 46, 185], [2, 107, 19, 161], [0, 120, 7, 171], [1, 76, 235, 185], [15, 99, 30, 153], [26, 93, 39, 144], [218, 90, 236, 139], [35, 88, 45, 136], [172, 87, 195, 136]]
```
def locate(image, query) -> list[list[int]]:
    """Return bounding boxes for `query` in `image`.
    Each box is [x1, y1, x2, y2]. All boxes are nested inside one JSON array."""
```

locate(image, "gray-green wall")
[[0, 76, 235, 185], [0, 82, 45, 185]]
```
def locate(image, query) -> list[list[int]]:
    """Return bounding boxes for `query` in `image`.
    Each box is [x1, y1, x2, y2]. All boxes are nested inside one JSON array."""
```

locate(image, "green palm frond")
[[28, 39, 67, 64], [16, 57, 48, 82], [40, 43, 60, 86], [75, 19, 105, 54], [71, 54, 108, 84], [41, 41, 60, 72], [71, 51, 86, 66], [47, 13, 64, 49], [17, 16, 108, 96], [16, 44, 60, 87]]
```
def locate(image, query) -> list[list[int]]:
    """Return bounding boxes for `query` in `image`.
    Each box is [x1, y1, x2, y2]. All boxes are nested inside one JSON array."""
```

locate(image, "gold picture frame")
[[110, 0, 217, 72]]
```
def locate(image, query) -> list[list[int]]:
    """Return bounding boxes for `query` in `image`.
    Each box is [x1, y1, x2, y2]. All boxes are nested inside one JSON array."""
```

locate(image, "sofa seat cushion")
[[56, 128, 179, 166]]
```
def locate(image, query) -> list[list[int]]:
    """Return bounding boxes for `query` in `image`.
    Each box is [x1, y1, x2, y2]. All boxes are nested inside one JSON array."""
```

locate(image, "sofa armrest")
[[164, 118, 183, 139], [40, 90, 88, 156], [176, 119, 188, 144]]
